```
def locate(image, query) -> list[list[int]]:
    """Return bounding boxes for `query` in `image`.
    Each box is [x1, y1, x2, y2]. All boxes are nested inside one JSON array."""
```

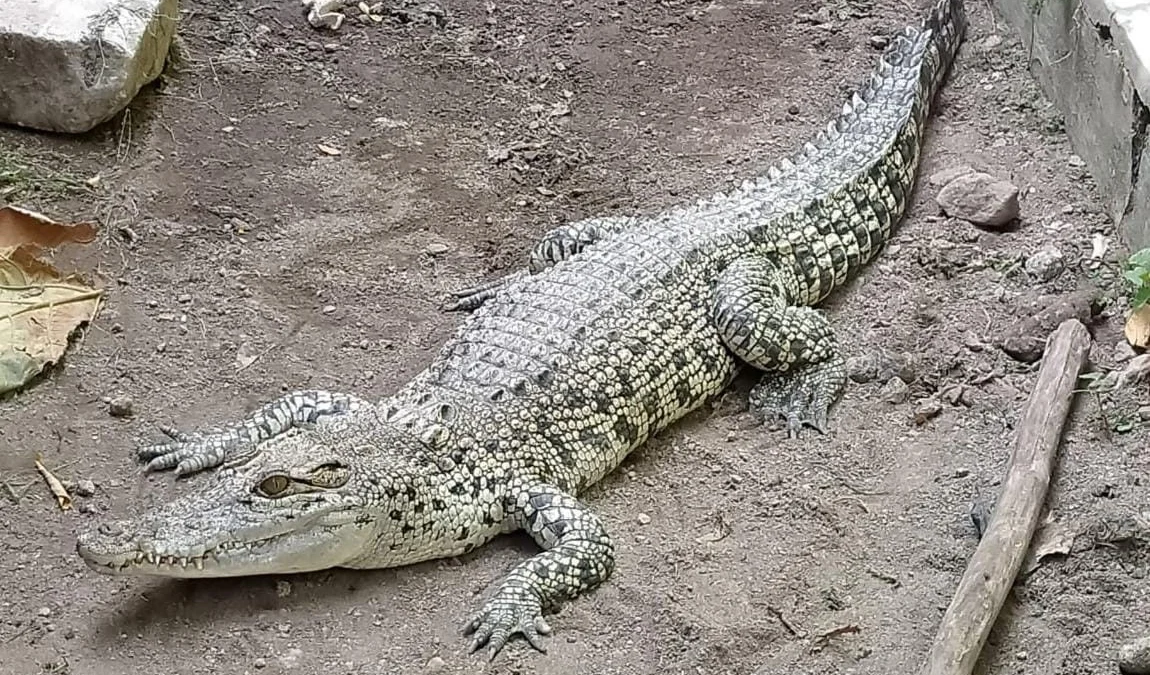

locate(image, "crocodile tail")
[[920, 0, 967, 97], [875, 0, 965, 120]]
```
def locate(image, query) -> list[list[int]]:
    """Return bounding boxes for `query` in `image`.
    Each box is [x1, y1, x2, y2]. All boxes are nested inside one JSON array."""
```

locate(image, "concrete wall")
[[992, 0, 1150, 249]]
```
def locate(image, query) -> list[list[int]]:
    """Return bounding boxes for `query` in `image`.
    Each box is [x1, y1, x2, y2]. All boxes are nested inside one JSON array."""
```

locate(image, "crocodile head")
[[76, 423, 417, 578]]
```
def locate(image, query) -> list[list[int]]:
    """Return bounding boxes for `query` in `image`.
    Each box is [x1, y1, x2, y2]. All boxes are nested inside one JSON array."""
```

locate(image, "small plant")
[[1123, 247, 1150, 309]]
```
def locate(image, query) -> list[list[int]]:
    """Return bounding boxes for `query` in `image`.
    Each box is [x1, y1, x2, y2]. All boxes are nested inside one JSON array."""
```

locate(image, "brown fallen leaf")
[[1125, 304, 1150, 349], [0, 206, 102, 394], [1022, 518, 1075, 575], [34, 457, 72, 511], [0, 205, 96, 255]]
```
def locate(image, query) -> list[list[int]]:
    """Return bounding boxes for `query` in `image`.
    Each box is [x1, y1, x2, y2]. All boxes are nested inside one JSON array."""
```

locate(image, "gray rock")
[[1119, 636, 1150, 675], [936, 172, 1020, 228], [108, 395, 134, 418], [0, 0, 178, 132], [73, 479, 96, 498], [1000, 290, 1098, 363], [913, 398, 943, 425], [879, 377, 910, 404], [1024, 246, 1065, 282]]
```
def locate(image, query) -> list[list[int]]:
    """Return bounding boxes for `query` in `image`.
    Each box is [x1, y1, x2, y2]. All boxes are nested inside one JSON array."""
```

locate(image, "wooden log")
[[918, 318, 1092, 675]]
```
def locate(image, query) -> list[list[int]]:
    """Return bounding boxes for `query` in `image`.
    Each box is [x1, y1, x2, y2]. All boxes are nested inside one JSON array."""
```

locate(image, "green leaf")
[[1133, 286, 1150, 309], [1129, 248, 1150, 268]]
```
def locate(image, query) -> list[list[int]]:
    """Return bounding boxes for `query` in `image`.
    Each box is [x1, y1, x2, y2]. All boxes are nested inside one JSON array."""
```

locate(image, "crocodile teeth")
[[179, 557, 189, 568], [193, 558, 204, 570], [147, 553, 157, 564]]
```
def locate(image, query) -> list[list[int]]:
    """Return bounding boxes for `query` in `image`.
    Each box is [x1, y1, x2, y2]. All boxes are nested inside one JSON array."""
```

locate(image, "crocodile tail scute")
[[921, 0, 967, 98]]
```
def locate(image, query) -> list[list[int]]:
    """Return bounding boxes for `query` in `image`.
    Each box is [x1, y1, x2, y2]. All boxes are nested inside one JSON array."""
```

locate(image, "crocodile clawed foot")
[[463, 586, 551, 659], [137, 426, 247, 477], [444, 270, 528, 312], [750, 357, 845, 438]]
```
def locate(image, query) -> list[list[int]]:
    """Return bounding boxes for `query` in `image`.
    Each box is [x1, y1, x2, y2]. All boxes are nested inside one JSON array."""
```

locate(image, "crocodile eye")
[[257, 475, 292, 498]]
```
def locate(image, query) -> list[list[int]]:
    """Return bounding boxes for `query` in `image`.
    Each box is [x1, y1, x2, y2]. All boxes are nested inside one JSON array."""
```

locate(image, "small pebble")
[[868, 35, 889, 49], [108, 395, 134, 418], [636, 513, 652, 525], [37, 607, 52, 617], [73, 479, 96, 497], [322, 305, 336, 314], [879, 377, 910, 404], [1120, 636, 1150, 675], [254, 657, 267, 669], [62, 627, 75, 639], [425, 656, 446, 673], [787, 104, 800, 115], [425, 242, 450, 256], [1138, 406, 1150, 422], [913, 398, 943, 425], [276, 580, 292, 597], [1024, 246, 1065, 282]]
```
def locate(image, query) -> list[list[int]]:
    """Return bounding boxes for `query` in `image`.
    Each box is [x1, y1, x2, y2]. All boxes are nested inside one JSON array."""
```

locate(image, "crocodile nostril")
[[97, 522, 124, 537]]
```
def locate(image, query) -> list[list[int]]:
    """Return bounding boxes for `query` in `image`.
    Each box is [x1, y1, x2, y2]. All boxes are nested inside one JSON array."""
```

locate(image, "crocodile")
[[77, 0, 966, 659]]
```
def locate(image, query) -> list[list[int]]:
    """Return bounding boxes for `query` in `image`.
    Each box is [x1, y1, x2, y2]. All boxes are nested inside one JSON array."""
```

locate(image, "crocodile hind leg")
[[446, 217, 632, 311], [464, 481, 615, 659], [712, 256, 847, 437], [138, 390, 370, 476]]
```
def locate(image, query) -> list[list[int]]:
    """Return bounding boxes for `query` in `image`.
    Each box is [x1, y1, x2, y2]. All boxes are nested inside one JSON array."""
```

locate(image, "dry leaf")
[[0, 206, 96, 256], [1125, 304, 1150, 349], [0, 206, 102, 394], [1022, 520, 1075, 575], [35, 458, 72, 510]]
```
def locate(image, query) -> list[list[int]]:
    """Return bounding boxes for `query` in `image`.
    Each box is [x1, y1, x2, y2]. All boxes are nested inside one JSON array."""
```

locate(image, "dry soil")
[[1, 0, 1148, 674]]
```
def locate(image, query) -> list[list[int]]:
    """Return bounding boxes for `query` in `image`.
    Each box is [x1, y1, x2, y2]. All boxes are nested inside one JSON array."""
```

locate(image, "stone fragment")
[[1120, 636, 1150, 675], [879, 377, 910, 404], [913, 398, 943, 425], [107, 395, 134, 418], [1000, 290, 1098, 363], [0, 0, 179, 133], [936, 172, 1020, 228], [1024, 246, 1065, 282]]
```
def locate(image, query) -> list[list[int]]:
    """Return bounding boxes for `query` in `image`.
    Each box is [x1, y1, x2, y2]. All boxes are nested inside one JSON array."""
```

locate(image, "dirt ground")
[[2, 0, 1148, 673]]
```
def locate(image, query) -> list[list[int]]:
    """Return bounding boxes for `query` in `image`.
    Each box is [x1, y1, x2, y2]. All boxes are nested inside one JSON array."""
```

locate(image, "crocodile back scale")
[[77, 0, 966, 660]]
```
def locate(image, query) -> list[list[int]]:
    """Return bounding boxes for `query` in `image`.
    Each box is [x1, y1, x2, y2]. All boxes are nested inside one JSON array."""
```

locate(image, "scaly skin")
[[76, 0, 966, 659]]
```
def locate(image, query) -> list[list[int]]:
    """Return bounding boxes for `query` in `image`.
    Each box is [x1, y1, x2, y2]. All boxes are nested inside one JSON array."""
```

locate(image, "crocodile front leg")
[[446, 217, 632, 312], [464, 481, 615, 658], [138, 390, 370, 476], [712, 256, 846, 437]]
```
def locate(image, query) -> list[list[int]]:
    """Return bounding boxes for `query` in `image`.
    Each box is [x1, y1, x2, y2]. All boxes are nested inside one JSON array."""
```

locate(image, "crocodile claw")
[[444, 270, 529, 312], [463, 587, 551, 659], [137, 426, 245, 476], [749, 358, 845, 438]]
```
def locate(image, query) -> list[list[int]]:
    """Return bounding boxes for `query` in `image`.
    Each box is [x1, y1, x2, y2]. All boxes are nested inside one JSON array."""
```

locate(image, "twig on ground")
[[918, 319, 1091, 675]]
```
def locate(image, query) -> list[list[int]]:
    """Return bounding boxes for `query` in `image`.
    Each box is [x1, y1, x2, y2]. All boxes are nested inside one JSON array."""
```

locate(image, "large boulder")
[[0, 0, 178, 133]]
